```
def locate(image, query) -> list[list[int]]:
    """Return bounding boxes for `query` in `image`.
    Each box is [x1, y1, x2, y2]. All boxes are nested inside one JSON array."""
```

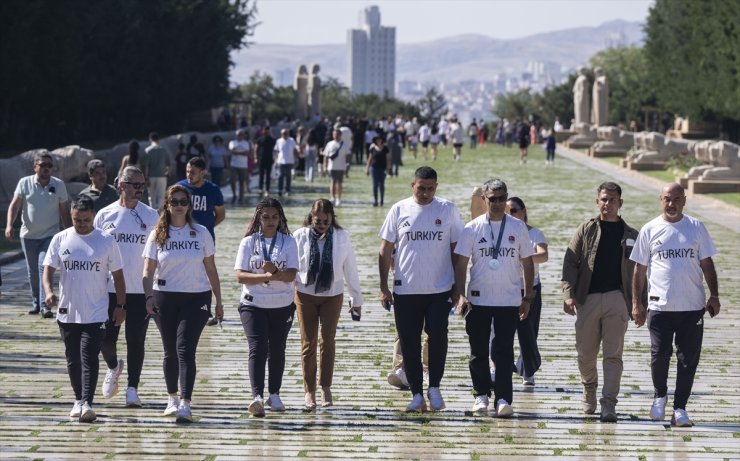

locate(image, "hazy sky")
[[251, 0, 654, 45]]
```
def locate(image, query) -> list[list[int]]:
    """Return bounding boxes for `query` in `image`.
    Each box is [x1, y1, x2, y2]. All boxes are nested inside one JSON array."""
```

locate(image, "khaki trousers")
[[295, 291, 343, 393], [392, 335, 429, 372], [575, 290, 629, 405]]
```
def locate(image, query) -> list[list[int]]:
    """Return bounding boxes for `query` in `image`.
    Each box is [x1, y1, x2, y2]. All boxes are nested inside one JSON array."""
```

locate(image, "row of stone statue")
[[573, 66, 608, 127], [294, 64, 322, 121], [562, 123, 739, 186]]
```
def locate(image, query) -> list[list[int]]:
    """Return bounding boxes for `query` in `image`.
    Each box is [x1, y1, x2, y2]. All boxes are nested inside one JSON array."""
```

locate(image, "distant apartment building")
[[347, 5, 395, 97]]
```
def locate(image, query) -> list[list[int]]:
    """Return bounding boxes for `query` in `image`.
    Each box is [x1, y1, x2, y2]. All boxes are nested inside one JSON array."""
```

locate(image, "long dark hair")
[[153, 185, 195, 246], [302, 198, 343, 229], [244, 197, 290, 237]]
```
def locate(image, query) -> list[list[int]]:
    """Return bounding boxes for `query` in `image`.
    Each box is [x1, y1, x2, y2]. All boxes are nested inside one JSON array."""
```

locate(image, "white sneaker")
[[176, 400, 192, 423], [79, 401, 96, 423], [249, 396, 265, 417], [126, 387, 142, 407], [102, 359, 124, 398], [522, 376, 535, 386], [335, 198, 341, 207], [650, 396, 667, 421], [427, 387, 446, 411], [671, 409, 694, 427], [471, 395, 489, 413], [266, 393, 285, 412], [387, 369, 409, 389], [406, 393, 427, 413], [69, 400, 83, 418], [496, 399, 513, 417], [163, 395, 180, 416]]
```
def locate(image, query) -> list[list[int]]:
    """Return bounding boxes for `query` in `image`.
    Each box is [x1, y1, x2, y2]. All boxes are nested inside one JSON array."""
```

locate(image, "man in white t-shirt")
[[228, 129, 252, 203], [453, 179, 534, 417], [449, 118, 464, 161], [630, 183, 720, 428], [378, 166, 464, 412], [323, 128, 349, 206], [273, 128, 299, 197], [94, 166, 160, 407]]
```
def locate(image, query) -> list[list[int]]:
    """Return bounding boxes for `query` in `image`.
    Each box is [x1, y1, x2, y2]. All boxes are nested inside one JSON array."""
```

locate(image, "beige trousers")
[[295, 291, 343, 393], [575, 290, 629, 405]]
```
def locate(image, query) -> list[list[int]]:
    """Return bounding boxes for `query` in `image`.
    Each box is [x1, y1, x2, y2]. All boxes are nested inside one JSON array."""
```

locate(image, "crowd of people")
[[4, 133, 721, 429]]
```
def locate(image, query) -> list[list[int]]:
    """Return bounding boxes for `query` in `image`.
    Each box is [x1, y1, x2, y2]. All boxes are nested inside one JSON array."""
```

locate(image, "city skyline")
[[249, 0, 653, 45]]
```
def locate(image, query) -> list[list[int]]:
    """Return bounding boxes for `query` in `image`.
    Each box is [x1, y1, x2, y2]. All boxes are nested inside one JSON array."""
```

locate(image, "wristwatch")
[[115, 303, 126, 310]]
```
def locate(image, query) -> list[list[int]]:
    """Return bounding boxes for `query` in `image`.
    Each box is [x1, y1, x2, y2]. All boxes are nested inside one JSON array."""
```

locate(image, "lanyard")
[[487, 214, 507, 260], [259, 233, 278, 262]]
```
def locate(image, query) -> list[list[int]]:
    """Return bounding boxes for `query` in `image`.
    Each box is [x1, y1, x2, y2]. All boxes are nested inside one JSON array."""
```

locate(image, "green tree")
[[416, 87, 448, 121], [491, 90, 537, 122], [644, 0, 740, 140], [534, 75, 576, 129], [0, 0, 257, 151]]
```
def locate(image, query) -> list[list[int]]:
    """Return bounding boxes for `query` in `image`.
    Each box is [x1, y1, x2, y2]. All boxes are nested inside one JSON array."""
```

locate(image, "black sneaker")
[[42, 309, 54, 319], [28, 308, 41, 315], [206, 317, 218, 327]]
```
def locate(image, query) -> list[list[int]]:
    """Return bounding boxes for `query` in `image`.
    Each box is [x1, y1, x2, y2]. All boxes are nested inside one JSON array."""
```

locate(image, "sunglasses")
[[508, 207, 522, 213], [36, 162, 53, 168], [169, 199, 190, 207], [124, 182, 146, 190], [485, 195, 508, 203]]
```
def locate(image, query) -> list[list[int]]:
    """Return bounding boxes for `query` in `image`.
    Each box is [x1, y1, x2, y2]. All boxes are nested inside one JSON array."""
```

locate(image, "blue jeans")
[[371, 167, 386, 205], [278, 163, 293, 194], [21, 235, 53, 310]]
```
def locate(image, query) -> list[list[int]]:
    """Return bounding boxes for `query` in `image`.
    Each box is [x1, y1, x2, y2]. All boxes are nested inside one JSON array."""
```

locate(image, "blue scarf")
[[306, 227, 334, 294]]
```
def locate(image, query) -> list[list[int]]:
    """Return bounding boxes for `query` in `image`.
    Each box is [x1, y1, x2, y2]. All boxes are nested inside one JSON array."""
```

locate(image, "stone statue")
[[573, 67, 591, 125], [308, 64, 322, 119], [702, 141, 740, 180], [591, 67, 608, 127], [294, 64, 309, 120], [627, 132, 694, 164], [564, 122, 598, 149], [590, 126, 634, 157]]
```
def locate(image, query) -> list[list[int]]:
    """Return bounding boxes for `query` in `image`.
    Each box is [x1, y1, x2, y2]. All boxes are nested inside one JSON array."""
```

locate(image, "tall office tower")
[[347, 5, 396, 97]]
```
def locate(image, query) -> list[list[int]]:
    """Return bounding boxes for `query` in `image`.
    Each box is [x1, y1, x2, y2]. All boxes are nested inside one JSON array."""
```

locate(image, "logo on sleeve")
[[102, 222, 116, 230], [478, 237, 488, 244], [400, 218, 411, 228], [62, 249, 71, 255]]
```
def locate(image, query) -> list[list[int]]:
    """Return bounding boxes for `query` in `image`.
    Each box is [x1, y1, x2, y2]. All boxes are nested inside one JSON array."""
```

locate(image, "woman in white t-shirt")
[[507, 197, 549, 386], [228, 129, 252, 203], [42, 196, 126, 423], [142, 185, 223, 423], [234, 198, 298, 417], [293, 199, 363, 409]]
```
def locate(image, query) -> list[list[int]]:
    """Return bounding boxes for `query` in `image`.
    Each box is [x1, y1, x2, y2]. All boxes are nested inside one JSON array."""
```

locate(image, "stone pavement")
[[1, 143, 738, 460]]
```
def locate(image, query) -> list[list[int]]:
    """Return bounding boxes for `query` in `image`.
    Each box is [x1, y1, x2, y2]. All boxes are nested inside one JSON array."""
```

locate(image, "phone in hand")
[[349, 299, 361, 321], [383, 299, 393, 311]]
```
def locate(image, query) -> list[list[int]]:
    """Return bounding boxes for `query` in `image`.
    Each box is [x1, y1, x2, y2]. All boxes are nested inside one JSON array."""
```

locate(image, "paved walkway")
[[1, 143, 738, 460]]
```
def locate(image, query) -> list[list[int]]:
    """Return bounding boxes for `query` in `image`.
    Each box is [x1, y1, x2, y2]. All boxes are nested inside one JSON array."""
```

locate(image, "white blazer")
[[293, 227, 364, 306]]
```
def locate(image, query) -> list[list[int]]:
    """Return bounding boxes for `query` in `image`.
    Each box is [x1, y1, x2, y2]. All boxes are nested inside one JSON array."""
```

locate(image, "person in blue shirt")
[[176, 158, 225, 327]]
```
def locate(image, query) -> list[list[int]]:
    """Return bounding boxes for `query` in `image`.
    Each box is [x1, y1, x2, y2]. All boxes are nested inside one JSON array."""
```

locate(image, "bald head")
[[660, 183, 686, 223]]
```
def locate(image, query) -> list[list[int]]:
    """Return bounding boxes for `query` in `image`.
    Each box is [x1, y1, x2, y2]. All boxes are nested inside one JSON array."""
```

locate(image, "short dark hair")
[[34, 152, 53, 164], [87, 159, 105, 176], [71, 195, 95, 212], [414, 166, 437, 181], [187, 157, 206, 170], [597, 181, 622, 197], [149, 131, 159, 141]]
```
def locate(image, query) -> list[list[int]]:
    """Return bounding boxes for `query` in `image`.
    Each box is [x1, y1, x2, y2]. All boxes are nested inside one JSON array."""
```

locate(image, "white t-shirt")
[[454, 214, 533, 306], [274, 137, 297, 165], [228, 139, 251, 168], [142, 224, 215, 293], [379, 196, 464, 295], [95, 201, 160, 294], [324, 139, 348, 171], [418, 125, 431, 142], [528, 226, 547, 286], [630, 214, 717, 312], [450, 123, 464, 144], [234, 232, 299, 308], [43, 228, 123, 324]]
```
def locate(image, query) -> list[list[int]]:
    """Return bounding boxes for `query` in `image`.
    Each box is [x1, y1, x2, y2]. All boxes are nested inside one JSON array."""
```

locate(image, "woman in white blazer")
[[293, 198, 363, 409]]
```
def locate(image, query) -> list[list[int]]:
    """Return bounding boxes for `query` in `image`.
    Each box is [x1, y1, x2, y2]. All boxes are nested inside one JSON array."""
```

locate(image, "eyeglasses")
[[485, 195, 508, 203], [130, 208, 144, 227], [169, 199, 190, 207], [508, 207, 522, 213], [123, 182, 146, 190], [36, 162, 53, 169], [313, 219, 331, 226]]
